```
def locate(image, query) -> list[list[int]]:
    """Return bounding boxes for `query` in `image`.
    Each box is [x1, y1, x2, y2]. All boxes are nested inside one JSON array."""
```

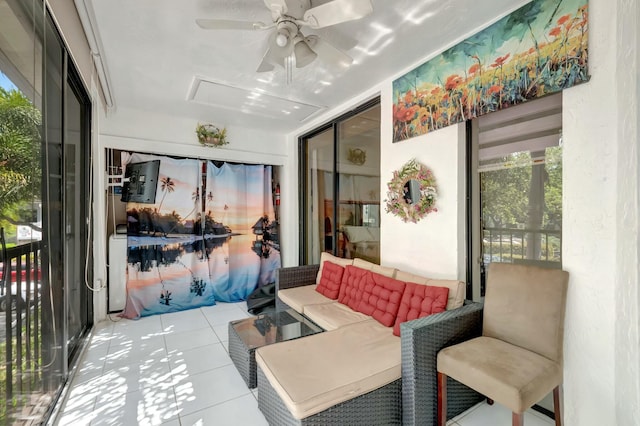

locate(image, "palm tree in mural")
[[158, 176, 175, 212], [185, 187, 201, 220]]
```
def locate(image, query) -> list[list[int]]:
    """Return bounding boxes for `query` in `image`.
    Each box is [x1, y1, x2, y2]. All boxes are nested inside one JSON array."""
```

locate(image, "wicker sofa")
[[255, 254, 484, 425]]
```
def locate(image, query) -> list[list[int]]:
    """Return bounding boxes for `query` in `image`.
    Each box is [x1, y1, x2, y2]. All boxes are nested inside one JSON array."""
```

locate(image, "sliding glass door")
[[302, 127, 335, 264], [300, 98, 381, 264], [0, 0, 92, 422]]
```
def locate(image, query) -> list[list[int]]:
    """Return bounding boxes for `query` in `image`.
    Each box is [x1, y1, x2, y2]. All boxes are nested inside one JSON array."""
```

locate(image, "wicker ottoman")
[[228, 309, 323, 388]]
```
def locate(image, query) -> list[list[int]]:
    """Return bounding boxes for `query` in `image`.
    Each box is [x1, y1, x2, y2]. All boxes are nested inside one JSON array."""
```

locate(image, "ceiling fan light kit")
[[196, 0, 373, 80], [293, 38, 317, 68]]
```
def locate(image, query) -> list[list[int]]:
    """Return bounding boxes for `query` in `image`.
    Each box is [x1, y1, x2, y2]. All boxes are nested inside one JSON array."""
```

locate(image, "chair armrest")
[[401, 301, 484, 426], [276, 265, 320, 291]]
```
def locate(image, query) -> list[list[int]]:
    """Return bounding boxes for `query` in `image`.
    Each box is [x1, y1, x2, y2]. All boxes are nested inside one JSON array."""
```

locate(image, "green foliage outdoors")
[[0, 87, 41, 236], [481, 147, 562, 229], [481, 146, 563, 262]]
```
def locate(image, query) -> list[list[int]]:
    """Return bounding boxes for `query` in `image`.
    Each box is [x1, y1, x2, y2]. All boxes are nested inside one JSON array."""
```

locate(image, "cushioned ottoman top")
[[255, 319, 400, 420]]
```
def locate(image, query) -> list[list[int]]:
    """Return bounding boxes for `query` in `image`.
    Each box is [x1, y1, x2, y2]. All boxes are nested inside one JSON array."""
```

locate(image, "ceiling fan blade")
[[196, 19, 269, 31], [302, 0, 373, 29], [306, 35, 353, 69], [256, 55, 276, 72]]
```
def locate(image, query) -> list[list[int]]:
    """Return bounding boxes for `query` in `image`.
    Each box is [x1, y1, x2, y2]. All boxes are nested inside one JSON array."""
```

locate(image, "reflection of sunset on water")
[[123, 235, 280, 317]]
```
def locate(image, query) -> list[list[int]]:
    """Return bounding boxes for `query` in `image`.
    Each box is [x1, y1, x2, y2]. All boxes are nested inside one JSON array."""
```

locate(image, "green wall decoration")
[[196, 123, 229, 147]]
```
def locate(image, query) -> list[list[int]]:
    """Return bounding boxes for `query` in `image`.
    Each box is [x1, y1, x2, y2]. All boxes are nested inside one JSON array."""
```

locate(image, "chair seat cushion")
[[437, 336, 562, 413], [278, 285, 333, 313], [256, 319, 400, 420]]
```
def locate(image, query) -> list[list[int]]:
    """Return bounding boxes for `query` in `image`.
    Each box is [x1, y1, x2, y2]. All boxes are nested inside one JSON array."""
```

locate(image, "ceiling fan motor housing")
[[275, 20, 299, 48]]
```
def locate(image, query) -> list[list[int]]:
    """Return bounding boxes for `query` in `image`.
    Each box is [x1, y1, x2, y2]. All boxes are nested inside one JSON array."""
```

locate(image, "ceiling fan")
[[196, 0, 373, 74]]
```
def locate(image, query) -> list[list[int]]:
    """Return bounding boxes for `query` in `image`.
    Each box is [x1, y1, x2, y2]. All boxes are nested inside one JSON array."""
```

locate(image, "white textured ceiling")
[[88, 0, 531, 133]]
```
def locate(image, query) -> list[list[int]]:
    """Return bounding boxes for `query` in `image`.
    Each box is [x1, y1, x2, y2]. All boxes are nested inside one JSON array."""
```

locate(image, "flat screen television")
[[121, 160, 160, 204]]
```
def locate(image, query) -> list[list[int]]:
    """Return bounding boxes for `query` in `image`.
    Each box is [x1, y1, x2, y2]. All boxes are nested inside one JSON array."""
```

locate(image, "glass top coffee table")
[[228, 309, 323, 388]]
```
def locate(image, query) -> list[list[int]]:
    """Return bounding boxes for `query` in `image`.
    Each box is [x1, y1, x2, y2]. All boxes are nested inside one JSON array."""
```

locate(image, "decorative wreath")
[[384, 159, 438, 223], [196, 123, 229, 147]]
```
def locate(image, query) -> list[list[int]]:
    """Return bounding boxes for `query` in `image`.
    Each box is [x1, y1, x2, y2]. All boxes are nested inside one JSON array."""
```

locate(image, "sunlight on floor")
[[55, 302, 555, 425]]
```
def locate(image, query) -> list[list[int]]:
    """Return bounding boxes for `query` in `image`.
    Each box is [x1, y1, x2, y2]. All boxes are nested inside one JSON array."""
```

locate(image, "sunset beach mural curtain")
[[121, 153, 280, 318], [392, 0, 589, 142], [205, 162, 280, 302]]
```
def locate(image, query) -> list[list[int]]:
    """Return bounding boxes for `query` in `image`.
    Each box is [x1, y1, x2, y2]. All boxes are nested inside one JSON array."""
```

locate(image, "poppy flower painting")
[[392, 0, 589, 143]]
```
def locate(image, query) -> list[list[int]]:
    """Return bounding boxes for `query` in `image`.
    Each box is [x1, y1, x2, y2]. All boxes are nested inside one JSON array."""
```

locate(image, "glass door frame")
[[63, 60, 93, 366], [298, 96, 380, 265], [466, 94, 563, 301]]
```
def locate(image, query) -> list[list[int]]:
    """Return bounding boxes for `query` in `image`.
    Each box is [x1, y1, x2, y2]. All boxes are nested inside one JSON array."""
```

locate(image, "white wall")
[[100, 107, 288, 163], [563, 0, 639, 424], [285, 0, 639, 423], [378, 120, 467, 279]]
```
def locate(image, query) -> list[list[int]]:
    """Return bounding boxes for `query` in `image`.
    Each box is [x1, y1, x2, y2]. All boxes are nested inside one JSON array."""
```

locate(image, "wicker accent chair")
[[436, 262, 569, 426]]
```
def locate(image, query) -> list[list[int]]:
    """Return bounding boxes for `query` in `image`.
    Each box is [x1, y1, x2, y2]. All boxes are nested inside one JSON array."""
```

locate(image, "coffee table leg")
[[228, 322, 257, 388]]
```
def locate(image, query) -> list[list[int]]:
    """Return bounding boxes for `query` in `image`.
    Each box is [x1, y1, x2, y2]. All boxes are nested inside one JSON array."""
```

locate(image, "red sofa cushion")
[[337, 265, 371, 311], [354, 272, 406, 327], [315, 261, 345, 300], [393, 282, 449, 336]]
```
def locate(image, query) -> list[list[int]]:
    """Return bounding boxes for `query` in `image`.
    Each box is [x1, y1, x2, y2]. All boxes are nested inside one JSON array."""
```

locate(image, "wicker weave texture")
[[276, 265, 320, 290], [228, 321, 257, 388], [401, 301, 484, 426], [275, 265, 320, 311], [257, 367, 401, 425]]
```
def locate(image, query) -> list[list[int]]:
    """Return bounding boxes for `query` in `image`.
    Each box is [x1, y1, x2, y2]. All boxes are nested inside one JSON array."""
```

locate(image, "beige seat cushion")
[[316, 252, 354, 284], [395, 270, 465, 310], [437, 336, 562, 413], [352, 258, 396, 278], [303, 301, 371, 330], [278, 285, 333, 313], [256, 319, 400, 420]]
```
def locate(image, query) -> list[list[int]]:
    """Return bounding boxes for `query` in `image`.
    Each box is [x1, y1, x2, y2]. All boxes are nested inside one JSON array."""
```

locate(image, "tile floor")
[[55, 302, 555, 426]]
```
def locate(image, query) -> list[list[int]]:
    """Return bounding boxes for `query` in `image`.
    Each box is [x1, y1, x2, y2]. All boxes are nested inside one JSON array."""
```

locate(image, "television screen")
[[121, 160, 160, 204]]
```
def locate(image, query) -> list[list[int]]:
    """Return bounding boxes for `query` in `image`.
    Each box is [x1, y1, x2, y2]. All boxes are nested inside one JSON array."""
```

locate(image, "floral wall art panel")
[[392, 0, 588, 142]]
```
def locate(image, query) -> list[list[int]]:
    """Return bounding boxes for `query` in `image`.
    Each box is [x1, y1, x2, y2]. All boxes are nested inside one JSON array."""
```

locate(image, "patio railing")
[[0, 233, 46, 423], [482, 226, 562, 265]]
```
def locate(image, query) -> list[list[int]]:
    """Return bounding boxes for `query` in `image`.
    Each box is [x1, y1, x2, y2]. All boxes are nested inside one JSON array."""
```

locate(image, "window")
[[300, 98, 381, 264], [469, 93, 563, 298]]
